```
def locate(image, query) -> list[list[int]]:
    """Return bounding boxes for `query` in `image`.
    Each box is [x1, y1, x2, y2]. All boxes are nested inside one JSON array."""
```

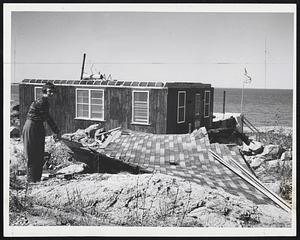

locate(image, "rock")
[[250, 157, 265, 170], [264, 181, 281, 195], [261, 145, 284, 159], [281, 160, 292, 170], [266, 159, 280, 169], [248, 141, 264, 155], [56, 163, 88, 175], [280, 150, 292, 161], [240, 144, 252, 156], [10, 126, 20, 138]]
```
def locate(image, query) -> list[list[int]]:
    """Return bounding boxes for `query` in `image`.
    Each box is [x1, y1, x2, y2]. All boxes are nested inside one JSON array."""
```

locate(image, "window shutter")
[[133, 91, 149, 124]]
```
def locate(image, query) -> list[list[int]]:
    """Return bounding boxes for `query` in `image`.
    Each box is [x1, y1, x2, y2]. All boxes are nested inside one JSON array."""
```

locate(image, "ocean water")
[[214, 88, 293, 127], [10, 84, 293, 127]]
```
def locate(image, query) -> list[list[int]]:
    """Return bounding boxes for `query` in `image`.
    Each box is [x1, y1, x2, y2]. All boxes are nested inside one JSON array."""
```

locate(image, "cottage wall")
[[19, 84, 168, 134], [166, 87, 214, 134]]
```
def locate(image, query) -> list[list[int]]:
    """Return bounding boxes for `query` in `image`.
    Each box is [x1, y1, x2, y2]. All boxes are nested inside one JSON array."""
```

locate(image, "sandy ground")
[[10, 172, 291, 227]]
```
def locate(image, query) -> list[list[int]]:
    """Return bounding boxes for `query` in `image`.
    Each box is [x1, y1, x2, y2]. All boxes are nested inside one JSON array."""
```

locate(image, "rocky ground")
[[241, 126, 293, 204]]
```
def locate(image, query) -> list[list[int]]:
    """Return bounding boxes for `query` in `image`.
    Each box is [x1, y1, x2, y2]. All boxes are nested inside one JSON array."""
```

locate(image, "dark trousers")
[[22, 119, 45, 182]]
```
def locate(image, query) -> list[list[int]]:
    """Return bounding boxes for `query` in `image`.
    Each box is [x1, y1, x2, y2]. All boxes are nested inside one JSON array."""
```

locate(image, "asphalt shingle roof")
[[100, 127, 271, 205]]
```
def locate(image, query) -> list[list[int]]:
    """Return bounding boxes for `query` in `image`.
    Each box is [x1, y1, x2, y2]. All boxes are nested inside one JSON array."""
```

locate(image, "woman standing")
[[22, 82, 60, 182]]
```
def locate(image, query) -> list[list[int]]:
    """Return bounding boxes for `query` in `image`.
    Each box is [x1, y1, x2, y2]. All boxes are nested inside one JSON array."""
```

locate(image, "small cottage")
[[19, 79, 214, 134]]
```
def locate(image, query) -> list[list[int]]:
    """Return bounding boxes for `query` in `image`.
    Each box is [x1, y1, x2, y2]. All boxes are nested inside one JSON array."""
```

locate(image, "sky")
[[10, 7, 295, 89]]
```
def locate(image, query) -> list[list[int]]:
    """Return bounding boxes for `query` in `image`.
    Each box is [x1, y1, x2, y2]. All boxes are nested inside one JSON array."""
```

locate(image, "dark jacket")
[[26, 96, 59, 134]]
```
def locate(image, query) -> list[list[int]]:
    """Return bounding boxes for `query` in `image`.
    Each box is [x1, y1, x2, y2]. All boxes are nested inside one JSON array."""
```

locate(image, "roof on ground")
[[99, 128, 271, 205]]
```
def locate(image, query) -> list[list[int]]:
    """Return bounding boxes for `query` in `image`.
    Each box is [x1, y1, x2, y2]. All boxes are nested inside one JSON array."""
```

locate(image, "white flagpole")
[[241, 80, 245, 114], [241, 67, 252, 114]]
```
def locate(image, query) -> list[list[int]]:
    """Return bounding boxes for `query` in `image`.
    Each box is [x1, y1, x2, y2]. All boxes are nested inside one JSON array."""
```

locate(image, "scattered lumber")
[[95, 127, 121, 139], [209, 149, 291, 212]]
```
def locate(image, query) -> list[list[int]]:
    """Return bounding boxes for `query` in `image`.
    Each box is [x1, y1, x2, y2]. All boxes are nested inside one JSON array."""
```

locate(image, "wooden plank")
[[227, 154, 291, 209], [99, 129, 122, 149], [95, 127, 121, 139], [209, 149, 291, 212]]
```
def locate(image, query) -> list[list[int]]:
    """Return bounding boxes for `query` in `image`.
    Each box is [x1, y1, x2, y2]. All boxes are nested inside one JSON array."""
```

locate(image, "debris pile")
[[62, 124, 121, 152], [209, 116, 251, 145]]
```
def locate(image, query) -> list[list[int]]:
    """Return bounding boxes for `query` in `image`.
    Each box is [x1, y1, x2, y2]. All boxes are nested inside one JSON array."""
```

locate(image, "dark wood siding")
[[105, 88, 168, 134], [166, 87, 214, 134], [20, 84, 168, 135]]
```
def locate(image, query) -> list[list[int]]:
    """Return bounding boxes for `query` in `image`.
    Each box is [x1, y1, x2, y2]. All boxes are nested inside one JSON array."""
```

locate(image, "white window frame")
[[75, 88, 105, 121], [132, 90, 150, 125], [34, 86, 43, 100], [204, 90, 210, 118], [195, 93, 201, 116], [177, 91, 186, 124]]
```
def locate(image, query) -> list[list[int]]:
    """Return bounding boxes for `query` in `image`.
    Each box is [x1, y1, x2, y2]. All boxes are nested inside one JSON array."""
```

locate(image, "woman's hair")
[[42, 82, 56, 94]]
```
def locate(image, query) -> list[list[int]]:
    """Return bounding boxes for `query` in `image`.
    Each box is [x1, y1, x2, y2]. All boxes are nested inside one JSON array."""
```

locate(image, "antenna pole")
[[14, 35, 16, 83], [80, 53, 86, 80], [264, 37, 267, 89]]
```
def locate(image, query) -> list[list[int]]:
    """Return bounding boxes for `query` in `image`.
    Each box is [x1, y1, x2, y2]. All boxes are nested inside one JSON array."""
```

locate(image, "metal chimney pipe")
[[80, 53, 86, 80]]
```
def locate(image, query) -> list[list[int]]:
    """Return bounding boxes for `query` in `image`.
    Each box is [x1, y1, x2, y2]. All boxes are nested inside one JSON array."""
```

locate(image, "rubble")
[[280, 150, 292, 161], [260, 144, 285, 160], [248, 141, 264, 155], [249, 156, 265, 170], [209, 115, 250, 145]]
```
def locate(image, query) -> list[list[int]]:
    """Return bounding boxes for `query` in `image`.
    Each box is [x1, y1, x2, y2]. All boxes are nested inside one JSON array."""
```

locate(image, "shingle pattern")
[[102, 128, 271, 205], [22, 79, 166, 88]]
